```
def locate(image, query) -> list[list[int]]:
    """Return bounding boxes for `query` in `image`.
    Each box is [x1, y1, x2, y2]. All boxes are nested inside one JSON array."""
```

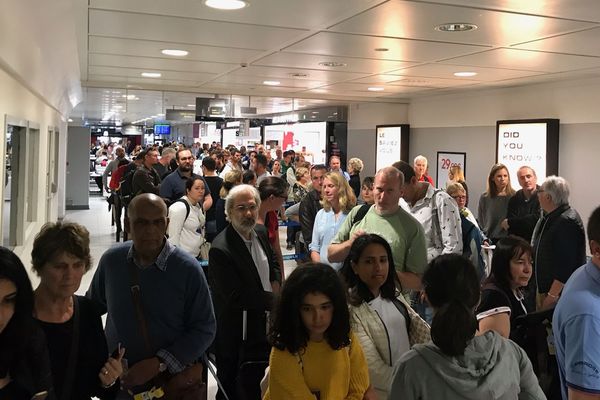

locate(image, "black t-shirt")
[[203, 175, 223, 221], [477, 284, 529, 340]]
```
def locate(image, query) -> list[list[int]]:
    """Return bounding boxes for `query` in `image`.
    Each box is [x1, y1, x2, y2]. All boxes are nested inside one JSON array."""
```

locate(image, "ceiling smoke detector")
[[318, 61, 347, 67], [435, 23, 478, 32]]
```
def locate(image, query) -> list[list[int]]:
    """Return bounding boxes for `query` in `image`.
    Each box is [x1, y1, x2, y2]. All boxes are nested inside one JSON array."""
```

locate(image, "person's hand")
[[541, 294, 558, 310], [99, 347, 126, 388], [121, 357, 160, 389], [500, 219, 510, 231], [482, 240, 490, 247], [363, 385, 378, 400], [351, 229, 366, 241]]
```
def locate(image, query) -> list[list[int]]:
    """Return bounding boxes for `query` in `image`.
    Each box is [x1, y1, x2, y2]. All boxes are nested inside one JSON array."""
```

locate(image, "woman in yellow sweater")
[[264, 263, 370, 400]]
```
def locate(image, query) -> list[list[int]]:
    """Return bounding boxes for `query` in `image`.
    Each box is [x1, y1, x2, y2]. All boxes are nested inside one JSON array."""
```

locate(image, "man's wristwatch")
[[157, 357, 167, 373]]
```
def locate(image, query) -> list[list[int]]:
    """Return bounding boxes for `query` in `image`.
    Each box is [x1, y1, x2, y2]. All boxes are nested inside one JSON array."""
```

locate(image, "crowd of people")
[[0, 141, 597, 400]]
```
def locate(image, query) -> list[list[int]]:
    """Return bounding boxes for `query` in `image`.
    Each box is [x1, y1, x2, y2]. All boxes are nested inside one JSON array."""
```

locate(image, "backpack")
[[118, 164, 137, 198], [170, 198, 191, 220]]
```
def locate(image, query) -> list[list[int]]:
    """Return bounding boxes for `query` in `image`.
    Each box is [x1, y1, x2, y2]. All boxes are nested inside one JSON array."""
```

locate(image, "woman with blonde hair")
[[309, 171, 357, 270], [478, 163, 516, 244], [216, 169, 243, 235], [446, 165, 469, 203]]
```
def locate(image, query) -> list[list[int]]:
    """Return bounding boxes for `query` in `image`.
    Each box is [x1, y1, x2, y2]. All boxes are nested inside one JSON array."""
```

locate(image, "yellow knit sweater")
[[264, 331, 370, 400]]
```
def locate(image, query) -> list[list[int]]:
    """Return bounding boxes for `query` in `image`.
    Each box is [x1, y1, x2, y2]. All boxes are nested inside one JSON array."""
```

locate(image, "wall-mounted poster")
[[496, 119, 559, 184], [436, 152, 466, 188], [375, 124, 409, 172]]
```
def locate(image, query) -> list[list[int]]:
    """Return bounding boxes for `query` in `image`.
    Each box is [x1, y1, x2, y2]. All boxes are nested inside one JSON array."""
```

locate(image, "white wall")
[[408, 76, 600, 237], [347, 102, 409, 176], [66, 127, 91, 209], [0, 68, 67, 260]]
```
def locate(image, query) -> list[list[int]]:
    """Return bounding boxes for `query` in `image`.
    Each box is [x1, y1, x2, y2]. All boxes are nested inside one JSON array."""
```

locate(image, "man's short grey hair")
[[414, 155, 427, 165], [542, 175, 570, 206], [375, 166, 404, 186], [518, 165, 537, 177], [162, 147, 176, 157], [225, 184, 261, 220]]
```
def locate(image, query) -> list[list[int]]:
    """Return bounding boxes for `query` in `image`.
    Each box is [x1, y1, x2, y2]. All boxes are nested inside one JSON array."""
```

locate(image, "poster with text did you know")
[[496, 119, 559, 185]]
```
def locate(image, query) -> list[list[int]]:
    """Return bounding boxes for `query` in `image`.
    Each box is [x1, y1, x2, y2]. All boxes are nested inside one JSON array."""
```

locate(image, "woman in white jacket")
[[339, 234, 430, 399], [167, 176, 208, 259]]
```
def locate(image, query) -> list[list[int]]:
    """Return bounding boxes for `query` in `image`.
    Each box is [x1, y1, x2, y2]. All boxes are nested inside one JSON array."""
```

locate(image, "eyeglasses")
[[451, 195, 467, 200], [234, 204, 258, 212]]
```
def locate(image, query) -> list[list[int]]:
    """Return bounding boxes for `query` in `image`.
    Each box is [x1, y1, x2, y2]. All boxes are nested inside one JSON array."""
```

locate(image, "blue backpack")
[[460, 214, 487, 282]]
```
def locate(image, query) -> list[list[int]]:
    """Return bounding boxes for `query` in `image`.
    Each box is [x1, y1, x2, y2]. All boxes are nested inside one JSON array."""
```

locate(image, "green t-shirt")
[[331, 205, 428, 275]]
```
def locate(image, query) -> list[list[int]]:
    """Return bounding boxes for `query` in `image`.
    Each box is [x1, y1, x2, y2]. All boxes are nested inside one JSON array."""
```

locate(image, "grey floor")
[[65, 194, 299, 399]]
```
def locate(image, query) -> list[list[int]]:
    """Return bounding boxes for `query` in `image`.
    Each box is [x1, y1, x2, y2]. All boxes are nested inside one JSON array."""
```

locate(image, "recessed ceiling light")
[[454, 71, 478, 77], [435, 23, 478, 32], [290, 73, 309, 78], [141, 72, 162, 78], [311, 111, 319, 114], [263, 80, 281, 86], [318, 61, 347, 68], [368, 87, 385, 91], [68, 118, 73, 122], [374, 48, 389, 52], [205, 0, 248, 10], [187, 104, 196, 107], [161, 49, 189, 57]]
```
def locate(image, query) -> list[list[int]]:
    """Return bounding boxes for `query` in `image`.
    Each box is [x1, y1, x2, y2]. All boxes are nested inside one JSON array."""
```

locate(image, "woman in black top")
[[32, 222, 125, 400], [477, 236, 533, 342], [0, 247, 53, 400]]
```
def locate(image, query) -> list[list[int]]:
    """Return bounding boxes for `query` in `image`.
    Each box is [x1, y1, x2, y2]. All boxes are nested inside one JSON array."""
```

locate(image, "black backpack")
[[118, 164, 138, 198]]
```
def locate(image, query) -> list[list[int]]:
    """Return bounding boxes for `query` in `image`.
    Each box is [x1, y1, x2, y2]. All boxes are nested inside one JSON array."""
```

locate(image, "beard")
[[232, 217, 256, 234]]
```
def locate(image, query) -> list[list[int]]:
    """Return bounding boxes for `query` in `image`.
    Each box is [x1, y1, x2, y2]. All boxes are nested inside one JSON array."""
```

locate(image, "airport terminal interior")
[[2, 0, 600, 399]]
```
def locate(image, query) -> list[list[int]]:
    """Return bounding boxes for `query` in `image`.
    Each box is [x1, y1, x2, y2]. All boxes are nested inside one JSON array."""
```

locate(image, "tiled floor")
[[65, 194, 299, 399]]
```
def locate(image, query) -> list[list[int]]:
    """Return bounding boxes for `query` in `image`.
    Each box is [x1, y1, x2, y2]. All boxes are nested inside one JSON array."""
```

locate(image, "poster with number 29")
[[436, 152, 466, 188]]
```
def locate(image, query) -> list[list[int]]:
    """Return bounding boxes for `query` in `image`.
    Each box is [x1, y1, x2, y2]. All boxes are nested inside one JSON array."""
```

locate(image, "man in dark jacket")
[[132, 148, 161, 196], [532, 175, 586, 311], [299, 164, 326, 248], [501, 166, 541, 241], [209, 184, 281, 400]]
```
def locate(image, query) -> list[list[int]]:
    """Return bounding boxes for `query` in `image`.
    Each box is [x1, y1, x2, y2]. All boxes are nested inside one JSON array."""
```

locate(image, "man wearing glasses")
[[209, 184, 282, 400]]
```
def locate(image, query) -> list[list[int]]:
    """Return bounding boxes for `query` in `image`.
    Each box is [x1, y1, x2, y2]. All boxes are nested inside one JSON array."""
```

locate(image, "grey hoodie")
[[389, 330, 546, 400]]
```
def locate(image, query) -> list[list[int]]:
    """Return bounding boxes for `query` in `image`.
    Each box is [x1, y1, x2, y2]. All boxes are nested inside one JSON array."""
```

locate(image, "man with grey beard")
[[208, 184, 281, 400]]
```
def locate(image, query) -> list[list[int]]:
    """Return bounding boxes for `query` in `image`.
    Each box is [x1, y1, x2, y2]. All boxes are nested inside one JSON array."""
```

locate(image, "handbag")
[[127, 261, 206, 400], [198, 240, 211, 260]]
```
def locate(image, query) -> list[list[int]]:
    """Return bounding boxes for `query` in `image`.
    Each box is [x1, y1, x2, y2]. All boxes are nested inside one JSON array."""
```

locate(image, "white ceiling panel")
[[389, 63, 544, 81], [90, 0, 386, 30], [284, 32, 489, 62], [89, 9, 307, 50], [309, 82, 432, 94], [89, 54, 237, 74], [89, 66, 217, 82], [513, 27, 600, 56], [254, 52, 416, 74], [442, 48, 600, 73], [411, 0, 600, 23], [89, 37, 264, 64], [330, 1, 594, 47], [88, 74, 205, 88], [200, 82, 305, 94], [212, 75, 327, 89], [222, 65, 368, 83], [350, 74, 480, 88]]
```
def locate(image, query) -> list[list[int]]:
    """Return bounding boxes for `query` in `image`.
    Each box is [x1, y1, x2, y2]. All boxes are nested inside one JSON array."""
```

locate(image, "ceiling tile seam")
[[409, 0, 600, 24], [89, 64, 220, 76], [322, 0, 392, 30], [507, 26, 600, 48], [88, 34, 270, 52], [427, 61, 549, 74], [88, 52, 242, 67], [88, 7, 311, 33], [86, 73, 203, 84]]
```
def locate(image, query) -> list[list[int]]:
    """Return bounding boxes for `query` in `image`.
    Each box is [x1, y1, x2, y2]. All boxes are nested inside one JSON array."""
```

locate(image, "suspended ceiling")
[[73, 0, 600, 123]]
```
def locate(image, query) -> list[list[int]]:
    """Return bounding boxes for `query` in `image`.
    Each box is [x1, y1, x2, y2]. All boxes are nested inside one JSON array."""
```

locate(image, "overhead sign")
[[375, 125, 409, 172], [496, 119, 559, 184]]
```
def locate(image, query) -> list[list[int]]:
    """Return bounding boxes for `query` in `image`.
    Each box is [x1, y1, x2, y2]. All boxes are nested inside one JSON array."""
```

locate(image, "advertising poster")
[[497, 122, 548, 184], [263, 122, 327, 164], [376, 126, 402, 171], [436, 152, 466, 188]]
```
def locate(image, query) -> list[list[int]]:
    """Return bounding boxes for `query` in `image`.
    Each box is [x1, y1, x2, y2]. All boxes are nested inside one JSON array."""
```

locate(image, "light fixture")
[[435, 23, 478, 32], [141, 72, 162, 78], [263, 80, 281, 86], [161, 49, 189, 57], [205, 0, 248, 10], [318, 61, 347, 68], [367, 87, 385, 91], [374, 48, 389, 52], [187, 104, 196, 107], [290, 73, 309, 78], [311, 111, 319, 114], [68, 118, 73, 122], [454, 71, 478, 77]]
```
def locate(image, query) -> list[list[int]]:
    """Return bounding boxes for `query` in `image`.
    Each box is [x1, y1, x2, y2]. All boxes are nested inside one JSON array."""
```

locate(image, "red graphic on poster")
[[283, 131, 294, 150]]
